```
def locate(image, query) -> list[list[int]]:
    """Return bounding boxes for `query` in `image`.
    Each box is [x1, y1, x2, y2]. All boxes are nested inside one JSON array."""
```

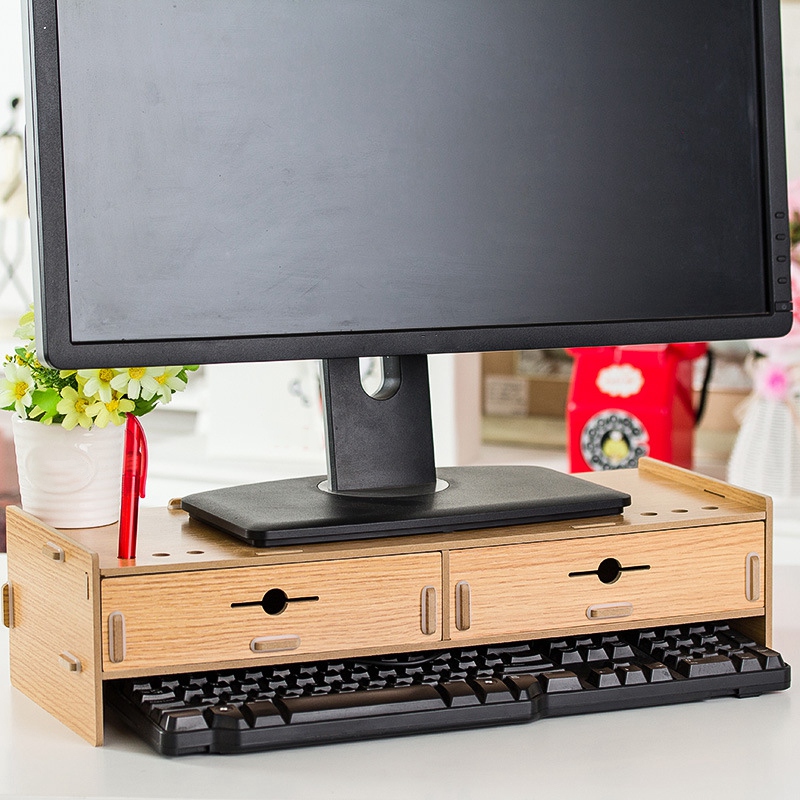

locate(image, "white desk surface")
[[1, 553, 798, 800]]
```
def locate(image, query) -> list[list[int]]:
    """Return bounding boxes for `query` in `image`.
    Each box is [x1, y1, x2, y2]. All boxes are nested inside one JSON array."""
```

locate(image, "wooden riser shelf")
[[2, 458, 773, 746]]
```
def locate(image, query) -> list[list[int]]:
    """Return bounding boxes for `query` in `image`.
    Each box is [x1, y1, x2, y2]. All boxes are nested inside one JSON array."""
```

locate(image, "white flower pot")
[[12, 415, 125, 528]]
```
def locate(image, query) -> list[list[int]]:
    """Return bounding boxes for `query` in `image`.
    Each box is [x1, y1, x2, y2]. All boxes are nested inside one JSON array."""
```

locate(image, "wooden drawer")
[[100, 552, 442, 672], [448, 523, 765, 641]]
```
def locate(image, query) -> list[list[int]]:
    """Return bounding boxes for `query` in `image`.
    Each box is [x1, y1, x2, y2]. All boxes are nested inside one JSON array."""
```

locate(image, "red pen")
[[118, 413, 148, 560]]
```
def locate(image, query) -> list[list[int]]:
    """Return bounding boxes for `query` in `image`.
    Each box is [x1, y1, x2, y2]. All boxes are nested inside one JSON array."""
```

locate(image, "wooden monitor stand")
[[2, 458, 773, 746]]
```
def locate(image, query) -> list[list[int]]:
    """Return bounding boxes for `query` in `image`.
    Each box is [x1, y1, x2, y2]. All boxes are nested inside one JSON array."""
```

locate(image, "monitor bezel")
[[23, 0, 794, 369]]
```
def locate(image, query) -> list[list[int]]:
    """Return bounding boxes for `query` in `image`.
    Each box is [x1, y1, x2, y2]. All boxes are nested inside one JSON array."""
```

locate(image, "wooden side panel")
[[101, 552, 442, 673], [5, 507, 103, 745], [448, 522, 765, 642]]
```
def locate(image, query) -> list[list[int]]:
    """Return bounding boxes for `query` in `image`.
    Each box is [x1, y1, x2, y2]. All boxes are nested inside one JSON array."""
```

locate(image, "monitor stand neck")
[[320, 355, 439, 497], [181, 356, 631, 547]]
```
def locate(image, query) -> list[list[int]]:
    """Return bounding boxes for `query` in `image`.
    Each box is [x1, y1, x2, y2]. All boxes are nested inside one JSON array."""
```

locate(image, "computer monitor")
[[22, 0, 793, 545]]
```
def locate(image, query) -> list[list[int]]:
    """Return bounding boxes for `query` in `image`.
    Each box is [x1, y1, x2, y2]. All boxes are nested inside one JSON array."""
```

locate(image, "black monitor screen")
[[25, 0, 792, 367]]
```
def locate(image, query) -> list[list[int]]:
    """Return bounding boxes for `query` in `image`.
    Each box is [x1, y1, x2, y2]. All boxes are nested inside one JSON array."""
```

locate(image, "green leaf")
[[31, 388, 61, 420], [132, 397, 158, 416]]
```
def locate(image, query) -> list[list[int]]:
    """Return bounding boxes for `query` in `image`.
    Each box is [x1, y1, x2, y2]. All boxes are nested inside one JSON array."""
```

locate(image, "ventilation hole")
[[640, 511, 658, 516], [701, 505, 719, 510], [186, 550, 204, 555], [261, 588, 289, 615], [152, 552, 171, 557], [597, 558, 622, 584], [671, 509, 689, 513]]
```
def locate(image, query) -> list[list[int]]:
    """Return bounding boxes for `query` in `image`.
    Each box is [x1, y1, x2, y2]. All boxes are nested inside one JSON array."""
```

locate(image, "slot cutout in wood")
[[231, 588, 319, 615], [569, 557, 650, 584]]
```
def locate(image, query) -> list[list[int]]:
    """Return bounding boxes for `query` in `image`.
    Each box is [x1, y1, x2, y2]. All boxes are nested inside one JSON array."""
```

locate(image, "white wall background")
[[783, 1, 800, 180], [0, 0, 30, 321], [0, 2, 23, 120]]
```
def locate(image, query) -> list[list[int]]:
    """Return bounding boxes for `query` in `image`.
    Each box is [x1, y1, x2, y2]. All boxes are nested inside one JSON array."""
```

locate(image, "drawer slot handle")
[[42, 542, 65, 562], [232, 588, 319, 616], [250, 635, 301, 653], [570, 558, 650, 585], [59, 652, 82, 673], [421, 585, 437, 635], [745, 552, 760, 602], [108, 611, 126, 663], [586, 602, 633, 620], [2, 582, 13, 629], [454, 581, 471, 631]]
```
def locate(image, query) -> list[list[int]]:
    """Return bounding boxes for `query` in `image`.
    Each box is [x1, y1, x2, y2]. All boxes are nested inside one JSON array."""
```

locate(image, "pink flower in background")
[[793, 267, 800, 329], [786, 178, 800, 341], [755, 360, 791, 401]]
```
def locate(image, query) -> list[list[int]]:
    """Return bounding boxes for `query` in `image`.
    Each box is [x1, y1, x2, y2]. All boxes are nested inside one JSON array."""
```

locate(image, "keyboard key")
[[539, 670, 583, 693], [675, 655, 736, 679], [437, 680, 481, 708], [466, 677, 517, 704], [605, 641, 636, 660], [157, 707, 210, 733], [276, 684, 446, 724], [204, 705, 249, 730], [177, 685, 206, 703], [730, 651, 762, 673], [134, 688, 177, 705], [588, 667, 620, 688], [747, 646, 785, 670], [241, 700, 286, 728], [504, 674, 543, 701], [724, 630, 757, 647], [503, 650, 553, 671], [579, 644, 609, 663], [642, 662, 673, 683], [128, 679, 157, 694], [615, 665, 647, 686], [551, 647, 584, 666]]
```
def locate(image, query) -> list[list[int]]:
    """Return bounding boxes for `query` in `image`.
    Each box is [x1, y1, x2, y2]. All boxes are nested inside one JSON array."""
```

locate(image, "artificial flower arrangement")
[[1, 306, 197, 429]]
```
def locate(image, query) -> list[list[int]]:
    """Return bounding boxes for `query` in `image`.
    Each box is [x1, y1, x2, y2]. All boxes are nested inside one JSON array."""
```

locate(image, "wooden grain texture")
[[100, 552, 442, 672], [5, 506, 103, 745], [636, 457, 769, 509], [448, 522, 765, 642], [21, 459, 766, 579]]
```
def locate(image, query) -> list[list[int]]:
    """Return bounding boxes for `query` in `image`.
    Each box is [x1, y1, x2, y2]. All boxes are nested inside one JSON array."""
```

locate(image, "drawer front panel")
[[101, 553, 441, 672], [448, 523, 764, 641]]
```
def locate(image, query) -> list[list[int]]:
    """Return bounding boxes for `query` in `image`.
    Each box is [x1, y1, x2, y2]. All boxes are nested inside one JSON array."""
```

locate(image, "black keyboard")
[[106, 622, 791, 756]]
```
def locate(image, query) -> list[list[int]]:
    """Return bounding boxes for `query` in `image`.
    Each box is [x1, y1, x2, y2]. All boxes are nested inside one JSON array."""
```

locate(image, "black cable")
[[694, 348, 715, 426]]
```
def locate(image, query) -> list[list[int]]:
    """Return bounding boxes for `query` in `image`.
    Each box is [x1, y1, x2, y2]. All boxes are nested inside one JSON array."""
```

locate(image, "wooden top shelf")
[[5, 459, 768, 577]]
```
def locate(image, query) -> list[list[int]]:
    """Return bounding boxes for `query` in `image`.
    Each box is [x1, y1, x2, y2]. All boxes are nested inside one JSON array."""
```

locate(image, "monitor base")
[[181, 465, 631, 547]]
